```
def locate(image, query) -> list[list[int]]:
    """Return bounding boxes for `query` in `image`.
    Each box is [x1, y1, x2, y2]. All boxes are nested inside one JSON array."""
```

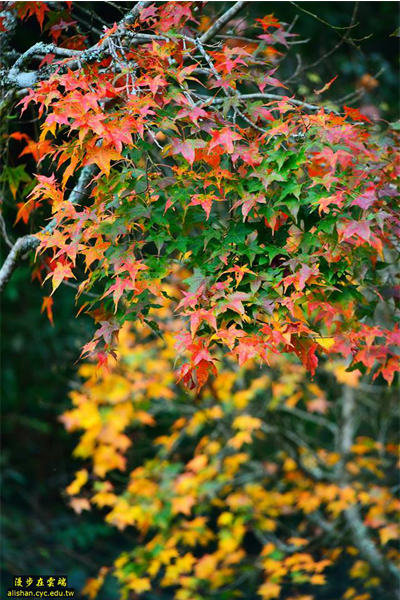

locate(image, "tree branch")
[[0, 235, 38, 293], [193, 37, 271, 135], [206, 92, 337, 113], [0, 164, 97, 295], [0, 212, 13, 248], [276, 405, 337, 434], [199, 1, 249, 44], [120, 0, 152, 25], [337, 385, 400, 582], [4, 1, 152, 89], [344, 503, 400, 582], [6, 42, 81, 88]]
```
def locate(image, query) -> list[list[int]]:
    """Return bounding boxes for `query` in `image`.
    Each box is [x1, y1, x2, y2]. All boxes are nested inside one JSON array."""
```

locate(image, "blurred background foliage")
[[1, 1, 398, 598]]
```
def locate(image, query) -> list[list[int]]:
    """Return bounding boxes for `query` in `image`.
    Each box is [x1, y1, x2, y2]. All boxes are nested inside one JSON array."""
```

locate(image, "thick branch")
[[0, 213, 13, 248], [4, 1, 152, 89], [344, 504, 400, 582], [338, 385, 400, 583], [0, 235, 38, 294], [121, 0, 152, 25], [0, 164, 97, 295], [6, 42, 81, 88], [199, 1, 249, 44]]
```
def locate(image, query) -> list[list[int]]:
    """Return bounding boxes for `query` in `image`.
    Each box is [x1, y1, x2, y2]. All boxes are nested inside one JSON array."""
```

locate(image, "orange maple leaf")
[[172, 495, 196, 516], [41, 295, 54, 326], [44, 261, 76, 294], [85, 146, 122, 177]]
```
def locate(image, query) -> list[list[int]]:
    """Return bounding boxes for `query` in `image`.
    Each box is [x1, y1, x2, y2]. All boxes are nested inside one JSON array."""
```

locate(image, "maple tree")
[[0, 1, 399, 598], [62, 310, 400, 600]]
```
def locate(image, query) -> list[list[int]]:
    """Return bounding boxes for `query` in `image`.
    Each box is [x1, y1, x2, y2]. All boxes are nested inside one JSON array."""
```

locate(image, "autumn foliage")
[[62, 307, 400, 599], [3, 1, 398, 388], [1, 1, 399, 599]]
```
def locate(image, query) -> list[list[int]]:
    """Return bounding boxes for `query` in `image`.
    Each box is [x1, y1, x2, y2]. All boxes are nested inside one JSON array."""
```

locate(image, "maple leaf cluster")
[[3, 1, 399, 390], [61, 310, 400, 600]]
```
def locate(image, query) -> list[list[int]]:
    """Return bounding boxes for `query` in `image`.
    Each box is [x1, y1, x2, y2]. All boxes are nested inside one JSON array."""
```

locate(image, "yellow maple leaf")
[[195, 554, 218, 579], [315, 337, 335, 351], [66, 468, 88, 496], [82, 567, 108, 600], [332, 364, 361, 388], [127, 576, 151, 593], [172, 495, 195, 516], [219, 534, 239, 553], [258, 581, 281, 599], [288, 537, 308, 547], [350, 560, 370, 579], [228, 430, 252, 449], [69, 497, 91, 514], [233, 414, 262, 431], [186, 454, 208, 472], [91, 489, 118, 508], [218, 512, 234, 526], [379, 524, 400, 546]]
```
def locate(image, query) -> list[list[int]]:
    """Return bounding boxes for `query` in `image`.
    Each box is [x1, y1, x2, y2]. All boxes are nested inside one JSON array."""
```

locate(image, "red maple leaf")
[[185, 308, 217, 337], [257, 68, 287, 92], [15, 199, 36, 225], [340, 220, 371, 243], [39, 53, 56, 69], [189, 194, 219, 220], [313, 147, 353, 171], [158, 1, 194, 31], [247, 105, 274, 122], [97, 22, 118, 45], [139, 4, 158, 22], [209, 127, 243, 154], [176, 106, 209, 127], [220, 292, 251, 315], [17, 1, 50, 30], [256, 14, 281, 30], [232, 193, 266, 221], [344, 106, 372, 123], [93, 321, 120, 345], [351, 184, 377, 209], [314, 75, 338, 95], [222, 264, 256, 286], [230, 336, 261, 366], [114, 257, 148, 285], [176, 285, 206, 311], [376, 357, 400, 386], [258, 29, 298, 49], [215, 325, 247, 350], [101, 277, 137, 312], [170, 138, 206, 165], [291, 339, 319, 377]]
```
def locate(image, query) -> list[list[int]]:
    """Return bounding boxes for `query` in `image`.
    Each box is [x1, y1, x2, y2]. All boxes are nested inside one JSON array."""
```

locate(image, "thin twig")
[[287, 2, 359, 82], [0, 212, 14, 248], [201, 92, 337, 114]]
